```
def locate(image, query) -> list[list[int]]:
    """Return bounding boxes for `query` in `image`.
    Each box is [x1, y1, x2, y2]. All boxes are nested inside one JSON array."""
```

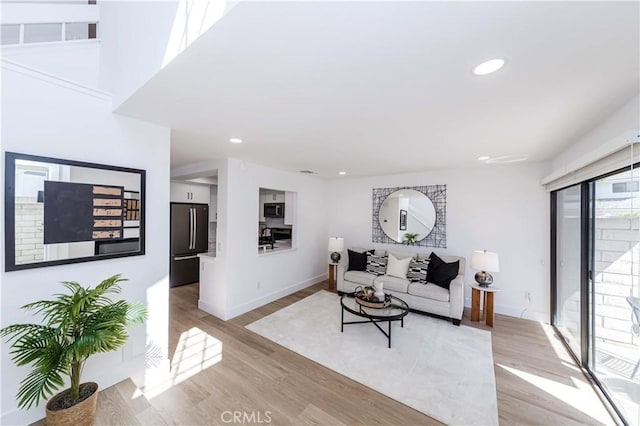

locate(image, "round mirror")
[[378, 189, 436, 243]]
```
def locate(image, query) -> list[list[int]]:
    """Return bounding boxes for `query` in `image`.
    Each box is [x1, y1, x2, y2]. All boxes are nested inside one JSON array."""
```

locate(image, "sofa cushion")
[[386, 253, 412, 279], [347, 249, 371, 271], [388, 251, 416, 261], [408, 282, 450, 302], [366, 254, 387, 276], [428, 252, 460, 290], [344, 270, 376, 286], [374, 275, 410, 293], [407, 258, 429, 283]]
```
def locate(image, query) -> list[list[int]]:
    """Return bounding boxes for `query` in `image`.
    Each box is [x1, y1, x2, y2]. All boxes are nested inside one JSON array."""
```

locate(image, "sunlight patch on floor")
[[497, 364, 612, 424], [141, 326, 222, 399], [540, 321, 576, 361]]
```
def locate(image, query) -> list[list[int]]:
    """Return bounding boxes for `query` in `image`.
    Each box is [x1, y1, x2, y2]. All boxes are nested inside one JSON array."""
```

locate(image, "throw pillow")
[[366, 254, 387, 275], [385, 253, 412, 279], [347, 249, 371, 272], [407, 258, 429, 283], [427, 252, 460, 290]]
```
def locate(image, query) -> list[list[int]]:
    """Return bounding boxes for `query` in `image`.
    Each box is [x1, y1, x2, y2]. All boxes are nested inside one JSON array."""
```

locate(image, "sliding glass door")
[[589, 169, 640, 425], [552, 166, 640, 426], [554, 185, 583, 356]]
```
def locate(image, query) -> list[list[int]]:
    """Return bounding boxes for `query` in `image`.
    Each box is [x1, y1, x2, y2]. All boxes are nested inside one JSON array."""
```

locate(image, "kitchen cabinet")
[[198, 253, 227, 320], [171, 181, 210, 204], [264, 192, 285, 202]]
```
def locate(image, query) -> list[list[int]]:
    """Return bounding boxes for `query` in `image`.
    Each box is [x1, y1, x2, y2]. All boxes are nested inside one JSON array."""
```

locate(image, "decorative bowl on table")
[[353, 286, 391, 308]]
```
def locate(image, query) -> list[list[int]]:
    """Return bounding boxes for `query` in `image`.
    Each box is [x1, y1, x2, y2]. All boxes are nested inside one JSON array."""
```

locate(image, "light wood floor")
[[42, 281, 616, 425]]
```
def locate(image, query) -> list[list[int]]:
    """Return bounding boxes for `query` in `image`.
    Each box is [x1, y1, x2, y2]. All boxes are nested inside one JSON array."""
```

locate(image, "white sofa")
[[337, 247, 466, 325]]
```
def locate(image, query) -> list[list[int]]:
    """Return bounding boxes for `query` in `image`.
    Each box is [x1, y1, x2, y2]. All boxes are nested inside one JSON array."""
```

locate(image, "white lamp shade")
[[328, 237, 344, 252], [471, 250, 499, 272]]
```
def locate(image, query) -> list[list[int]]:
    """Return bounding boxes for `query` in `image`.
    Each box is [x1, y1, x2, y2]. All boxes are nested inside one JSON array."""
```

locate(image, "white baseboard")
[[225, 273, 327, 320], [494, 303, 549, 323], [464, 298, 549, 323], [198, 299, 229, 321]]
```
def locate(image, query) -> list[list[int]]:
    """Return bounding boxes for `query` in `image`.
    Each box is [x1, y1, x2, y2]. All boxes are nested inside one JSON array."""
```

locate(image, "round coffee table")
[[340, 294, 409, 348]]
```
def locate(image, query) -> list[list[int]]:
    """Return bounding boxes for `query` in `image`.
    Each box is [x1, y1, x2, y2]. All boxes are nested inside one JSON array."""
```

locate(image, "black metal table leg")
[[339, 295, 409, 348]]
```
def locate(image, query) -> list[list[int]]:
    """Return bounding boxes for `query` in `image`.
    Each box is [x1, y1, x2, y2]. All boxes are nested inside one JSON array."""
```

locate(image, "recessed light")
[[473, 59, 505, 76], [229, 138, 243, 144], [339, 171, 347, 175], [478, 156, 490, 161]]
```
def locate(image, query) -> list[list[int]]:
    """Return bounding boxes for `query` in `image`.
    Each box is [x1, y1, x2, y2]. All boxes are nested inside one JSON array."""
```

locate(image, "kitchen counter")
[[198, 251, 216, 260]]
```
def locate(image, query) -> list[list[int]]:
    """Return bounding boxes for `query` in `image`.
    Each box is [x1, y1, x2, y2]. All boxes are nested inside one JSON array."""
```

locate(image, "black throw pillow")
[[427, 252, 460, 290], [347, 249, 371, 272]]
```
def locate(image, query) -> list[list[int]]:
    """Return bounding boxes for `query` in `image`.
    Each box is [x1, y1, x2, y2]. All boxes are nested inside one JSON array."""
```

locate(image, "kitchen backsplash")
[[265, 217, 287, 228]]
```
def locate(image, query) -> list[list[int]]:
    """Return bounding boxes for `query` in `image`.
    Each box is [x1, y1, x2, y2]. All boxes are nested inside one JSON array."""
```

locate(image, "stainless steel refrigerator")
[[170, 203, 208, 287]]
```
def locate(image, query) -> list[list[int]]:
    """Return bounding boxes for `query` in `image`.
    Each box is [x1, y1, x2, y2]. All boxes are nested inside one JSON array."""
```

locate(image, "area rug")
[[246, 290, 498, 425]]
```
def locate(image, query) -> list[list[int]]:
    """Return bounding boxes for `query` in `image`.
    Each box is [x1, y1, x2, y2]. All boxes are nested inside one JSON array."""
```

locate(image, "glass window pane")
[[65, 22, 89, 41], [1, 24, 20, 45], [23, 23, 62, 44], [591, 168, 640, 425], [612, 182, 626, 193], [555, 184, 582, 356]]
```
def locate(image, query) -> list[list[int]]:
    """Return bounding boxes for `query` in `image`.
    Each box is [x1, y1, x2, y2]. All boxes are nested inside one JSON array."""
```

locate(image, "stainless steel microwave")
[[264, 203, 284, 218]]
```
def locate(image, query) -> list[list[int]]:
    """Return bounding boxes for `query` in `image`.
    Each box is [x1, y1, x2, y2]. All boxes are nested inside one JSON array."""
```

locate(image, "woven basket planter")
[[45, 382, 98, 426]]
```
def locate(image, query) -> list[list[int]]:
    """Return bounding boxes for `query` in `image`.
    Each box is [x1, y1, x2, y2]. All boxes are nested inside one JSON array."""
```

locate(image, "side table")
[[469, 284, 500, 327], [328, 263, 338, 291]]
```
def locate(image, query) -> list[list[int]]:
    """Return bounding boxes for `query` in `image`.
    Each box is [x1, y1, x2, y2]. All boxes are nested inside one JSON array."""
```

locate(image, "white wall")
[[99, 1, 178, 104], [552, 93, 640, 171], [1, 61, 171, 425], [176, 158, 328, 320], [222, 159, 328, 318], [326, 162, 551, 322], [100, 0, 236, 108], [1, 41, 101, 89]]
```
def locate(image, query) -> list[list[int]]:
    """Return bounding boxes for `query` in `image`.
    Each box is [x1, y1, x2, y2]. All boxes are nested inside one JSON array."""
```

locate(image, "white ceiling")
[[117, 1, 640, 178]]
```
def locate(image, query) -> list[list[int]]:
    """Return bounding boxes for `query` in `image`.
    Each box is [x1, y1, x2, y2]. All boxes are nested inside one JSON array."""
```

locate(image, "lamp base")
[[330, 252, 341, 263], [474, 271, 494, 286]]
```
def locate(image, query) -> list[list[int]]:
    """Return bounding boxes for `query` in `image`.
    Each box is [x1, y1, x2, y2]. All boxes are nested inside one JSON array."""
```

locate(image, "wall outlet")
[[525, 291, 532, 302], [257, 281, 261, 289]]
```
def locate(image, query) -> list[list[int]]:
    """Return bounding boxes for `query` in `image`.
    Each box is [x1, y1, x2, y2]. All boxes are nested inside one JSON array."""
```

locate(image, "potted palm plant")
[[1, 274, 147, 426], [403, 232, 420, 245]]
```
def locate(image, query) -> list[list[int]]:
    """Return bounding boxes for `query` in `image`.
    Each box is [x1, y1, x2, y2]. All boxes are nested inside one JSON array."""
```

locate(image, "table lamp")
[[328, 237, 344, 263], [471, 250, 499, 286]]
